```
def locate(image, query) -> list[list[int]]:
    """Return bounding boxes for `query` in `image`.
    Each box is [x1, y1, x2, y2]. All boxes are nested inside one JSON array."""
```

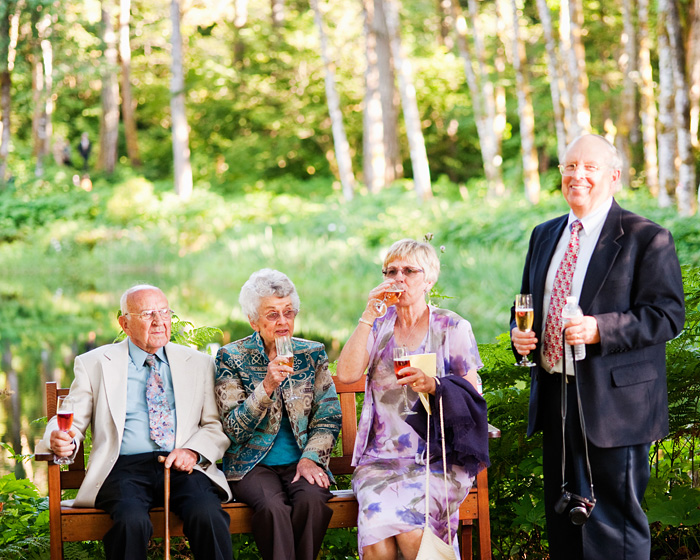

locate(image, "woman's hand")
[[262, 356, 294, 397], [292, 457, 330, 488], [361, 279, 399, 321], [397, 366, 437, 395]]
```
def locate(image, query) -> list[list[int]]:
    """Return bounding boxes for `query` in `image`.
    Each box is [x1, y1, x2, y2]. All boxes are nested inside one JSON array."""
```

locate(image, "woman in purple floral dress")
[[337, 239, 484, 560]]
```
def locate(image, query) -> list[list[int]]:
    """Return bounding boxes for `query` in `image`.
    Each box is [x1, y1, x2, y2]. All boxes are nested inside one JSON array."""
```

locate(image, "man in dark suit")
[[511, 134, 685, 559]]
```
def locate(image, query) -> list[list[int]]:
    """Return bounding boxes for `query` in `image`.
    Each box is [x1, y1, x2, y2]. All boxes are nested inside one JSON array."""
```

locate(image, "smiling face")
[[249, 296, 296, 354], [561, 135, 621, 218], [117, 288, 171, 354]]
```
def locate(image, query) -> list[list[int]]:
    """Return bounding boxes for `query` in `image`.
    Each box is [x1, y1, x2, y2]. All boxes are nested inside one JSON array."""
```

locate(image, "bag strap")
[[423, 380, 453, 539]]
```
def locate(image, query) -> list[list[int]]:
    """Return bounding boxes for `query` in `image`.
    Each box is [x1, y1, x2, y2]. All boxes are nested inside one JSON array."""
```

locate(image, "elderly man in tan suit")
[[40, 285, 232, 560]]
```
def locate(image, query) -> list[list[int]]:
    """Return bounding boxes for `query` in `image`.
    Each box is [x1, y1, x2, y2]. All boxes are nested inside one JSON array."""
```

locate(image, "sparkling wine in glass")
[[54, 395, 75, 465], [275, 335, 298, 402], [514, 294, 536, 367], [371, 284, 404, 317], [393, 346, 412, 412]]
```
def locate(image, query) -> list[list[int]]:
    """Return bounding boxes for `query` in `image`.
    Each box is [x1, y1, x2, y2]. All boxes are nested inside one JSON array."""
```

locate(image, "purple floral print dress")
[[351, 305, 483, 558]]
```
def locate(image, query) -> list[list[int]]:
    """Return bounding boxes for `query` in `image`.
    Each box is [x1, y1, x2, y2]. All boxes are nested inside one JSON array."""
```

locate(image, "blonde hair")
[[382, 239, 440, 284]]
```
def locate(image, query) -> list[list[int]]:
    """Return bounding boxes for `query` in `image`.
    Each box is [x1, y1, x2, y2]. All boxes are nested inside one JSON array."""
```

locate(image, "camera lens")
[[569, 506, 589, 526]]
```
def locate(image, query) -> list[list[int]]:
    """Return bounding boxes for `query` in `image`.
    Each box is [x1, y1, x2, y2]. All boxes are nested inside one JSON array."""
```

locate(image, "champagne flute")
[[393, 346, 412, 413], [275, 335, 298, 402], [370, 283, 404, 317], [54, 395, 75, 465], [514, 294, 536, 367]]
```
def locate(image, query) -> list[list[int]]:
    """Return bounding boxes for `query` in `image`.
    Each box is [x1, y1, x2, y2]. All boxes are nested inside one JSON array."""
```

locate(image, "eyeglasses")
[[263, 309, 298, 322], [558, 163, 605, 177], [382, 266, 424, 278], [125, 309, 173, 321]]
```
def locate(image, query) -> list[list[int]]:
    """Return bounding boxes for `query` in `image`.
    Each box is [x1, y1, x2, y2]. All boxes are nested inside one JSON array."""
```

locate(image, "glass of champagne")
[[393, 346, 412, 412], [371, 283, 404, 317], [275, 335, 299, 402], [54, 395, 75, 465], [514, 294, 536, 367]]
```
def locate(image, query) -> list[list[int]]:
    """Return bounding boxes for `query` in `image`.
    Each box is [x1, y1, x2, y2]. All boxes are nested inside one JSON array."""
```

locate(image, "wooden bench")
[[35, 377, 499, 559]]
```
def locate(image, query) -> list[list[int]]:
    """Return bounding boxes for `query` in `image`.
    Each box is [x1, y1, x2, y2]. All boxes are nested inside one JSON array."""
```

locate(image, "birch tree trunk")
[[98, 2, 119, 174], [271, 0, 284, 27], [560, 0, 590, 139], [535, 0, 567, 162], [656, 6, 676, 208], [120, 0, 141, 167], [232, 0, 248, 65], [170, 0, 193, 200], [383, 0, 432, 200], [450, 0, 504, 196], [0, 2, 18, 185], [689, 0, 700, 147], [31, 13, 52, 177], [362, 0, 400, 192], [509, 0, 539, 203], [310, 0, 355, 200], [664, 0, 697, 215], [637, 0, 659, 194], [617, 0, 637, 186]]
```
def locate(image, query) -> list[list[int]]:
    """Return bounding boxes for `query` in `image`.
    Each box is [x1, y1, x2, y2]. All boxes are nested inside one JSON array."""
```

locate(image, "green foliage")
[[0, 473, 50, 557]]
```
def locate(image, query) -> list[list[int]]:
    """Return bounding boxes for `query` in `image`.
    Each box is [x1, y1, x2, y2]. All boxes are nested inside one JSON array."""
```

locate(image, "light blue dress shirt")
[[120, 339, 177, 455]]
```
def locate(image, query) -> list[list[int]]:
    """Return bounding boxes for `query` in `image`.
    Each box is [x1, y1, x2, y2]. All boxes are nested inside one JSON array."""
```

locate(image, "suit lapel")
[[101, 340, 130, 440], [579, 200, 624, 312], [166, 343, 192, 442], [532, 216, 568, 320]]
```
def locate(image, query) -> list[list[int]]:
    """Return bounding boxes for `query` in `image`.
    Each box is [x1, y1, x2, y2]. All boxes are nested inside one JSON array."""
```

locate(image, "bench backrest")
[[45, 375, 367, 487]]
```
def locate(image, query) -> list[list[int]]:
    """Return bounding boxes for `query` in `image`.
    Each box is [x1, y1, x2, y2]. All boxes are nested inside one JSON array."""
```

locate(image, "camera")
[[554, 491, 596, 526]]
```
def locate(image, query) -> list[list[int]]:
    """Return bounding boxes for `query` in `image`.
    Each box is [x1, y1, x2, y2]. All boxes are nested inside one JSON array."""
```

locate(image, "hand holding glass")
[[370, 283, 404, 317], [514, 294, 536, 367], [54, 396, 75, 465]]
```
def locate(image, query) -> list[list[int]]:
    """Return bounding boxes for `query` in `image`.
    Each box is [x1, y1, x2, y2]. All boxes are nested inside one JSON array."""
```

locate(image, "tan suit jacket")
[[39, 339, 232, 506]]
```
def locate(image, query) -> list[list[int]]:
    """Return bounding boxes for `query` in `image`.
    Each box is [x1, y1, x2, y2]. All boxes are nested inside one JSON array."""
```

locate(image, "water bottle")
[[561, 296, 586, 361], [476, 373, 483, 395]]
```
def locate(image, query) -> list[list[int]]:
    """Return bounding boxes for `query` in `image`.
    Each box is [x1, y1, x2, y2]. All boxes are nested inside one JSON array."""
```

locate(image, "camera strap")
[[560, 327, 596, 503]]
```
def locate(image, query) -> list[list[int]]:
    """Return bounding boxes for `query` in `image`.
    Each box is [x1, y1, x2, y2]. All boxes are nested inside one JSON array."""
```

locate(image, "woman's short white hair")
[[239, 269, 300, 320], [382, 239, 440, 285]]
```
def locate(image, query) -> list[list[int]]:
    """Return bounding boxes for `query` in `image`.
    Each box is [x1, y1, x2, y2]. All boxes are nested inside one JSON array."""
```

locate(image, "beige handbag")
[[415, 389, 459, 560]]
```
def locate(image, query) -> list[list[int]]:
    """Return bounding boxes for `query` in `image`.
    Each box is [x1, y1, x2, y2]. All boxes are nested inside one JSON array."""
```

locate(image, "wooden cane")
[[157, 455, 171, 560]]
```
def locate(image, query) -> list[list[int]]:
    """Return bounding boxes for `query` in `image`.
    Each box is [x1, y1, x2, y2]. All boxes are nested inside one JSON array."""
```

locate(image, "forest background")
[[2, 0, 700, 558]]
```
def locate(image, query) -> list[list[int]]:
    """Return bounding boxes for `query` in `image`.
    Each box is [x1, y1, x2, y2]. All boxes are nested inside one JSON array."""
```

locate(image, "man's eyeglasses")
[[125, 309, 173, 321], [558, 163, 605, 177], [263, 309, 298, 322], [382, 266, 424, 278]]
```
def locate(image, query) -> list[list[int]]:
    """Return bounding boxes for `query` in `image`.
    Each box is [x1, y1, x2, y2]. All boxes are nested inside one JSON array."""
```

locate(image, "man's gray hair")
[[239, 269, 300, 320], [120, 284, 162, 314]]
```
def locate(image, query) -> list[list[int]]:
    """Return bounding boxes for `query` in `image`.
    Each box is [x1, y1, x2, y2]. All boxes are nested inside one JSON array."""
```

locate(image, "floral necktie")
[[542, 220, 583, 370], [145, 354, 175, 449]]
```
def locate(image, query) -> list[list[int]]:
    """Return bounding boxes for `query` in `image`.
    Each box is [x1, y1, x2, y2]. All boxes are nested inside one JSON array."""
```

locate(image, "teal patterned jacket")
[[214, 332, 341, 481]]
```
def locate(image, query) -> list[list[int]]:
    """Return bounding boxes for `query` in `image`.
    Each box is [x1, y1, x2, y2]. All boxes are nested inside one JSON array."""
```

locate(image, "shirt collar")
[[568, 196, 613, 235], [127, 338, 169, 366]]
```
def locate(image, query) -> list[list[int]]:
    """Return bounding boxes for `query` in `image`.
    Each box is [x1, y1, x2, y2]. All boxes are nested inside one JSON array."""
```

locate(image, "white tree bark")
[[637, 0, 658, 194], [509, 0, 539, 204], [689, 0, 700, 147], [616, 0, 637, 187], [99, 3, 119, 174], [534, 0, 567, 162], [559, 0, 590, 140], [656, 6, 676, 209], [664, 0, 697, 215], [310, 0, 355, 200], [170, 0, 193, 200], [383, 0, 432, 200], [32, 13, 53, 177], [120, 0, 141, 167]]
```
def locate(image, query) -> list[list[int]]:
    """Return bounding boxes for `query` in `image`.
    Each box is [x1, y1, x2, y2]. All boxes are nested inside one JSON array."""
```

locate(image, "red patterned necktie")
[[145, 354, 175, 449], [543, 220, 583, 369]]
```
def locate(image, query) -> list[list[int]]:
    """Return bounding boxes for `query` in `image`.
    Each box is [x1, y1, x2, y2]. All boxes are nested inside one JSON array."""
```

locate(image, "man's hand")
[[163, 448, 199, 473], [292, 457, 330, 488], [511, 328, 538, 356], [563, 315, 600, 346], [50, 429, 76, 457]]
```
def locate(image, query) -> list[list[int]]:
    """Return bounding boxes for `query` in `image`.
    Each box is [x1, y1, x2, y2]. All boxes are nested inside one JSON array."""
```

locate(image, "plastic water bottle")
[[562, 296, 586, 361], [476, 373, 483, 395]]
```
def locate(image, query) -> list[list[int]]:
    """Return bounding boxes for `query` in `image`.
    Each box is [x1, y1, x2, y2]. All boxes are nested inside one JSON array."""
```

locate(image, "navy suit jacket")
[[513, 199, 685, 448]]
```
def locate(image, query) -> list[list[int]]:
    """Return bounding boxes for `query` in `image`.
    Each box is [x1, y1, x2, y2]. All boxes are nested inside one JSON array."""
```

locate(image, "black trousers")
[[95, 452, 231, 560], [230, 463, 334, 560], [540, 373, 652, 560]]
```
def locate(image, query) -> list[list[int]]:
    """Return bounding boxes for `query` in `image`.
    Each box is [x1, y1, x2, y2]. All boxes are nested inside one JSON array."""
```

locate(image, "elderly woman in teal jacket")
[[215, 268, 341, 560]]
